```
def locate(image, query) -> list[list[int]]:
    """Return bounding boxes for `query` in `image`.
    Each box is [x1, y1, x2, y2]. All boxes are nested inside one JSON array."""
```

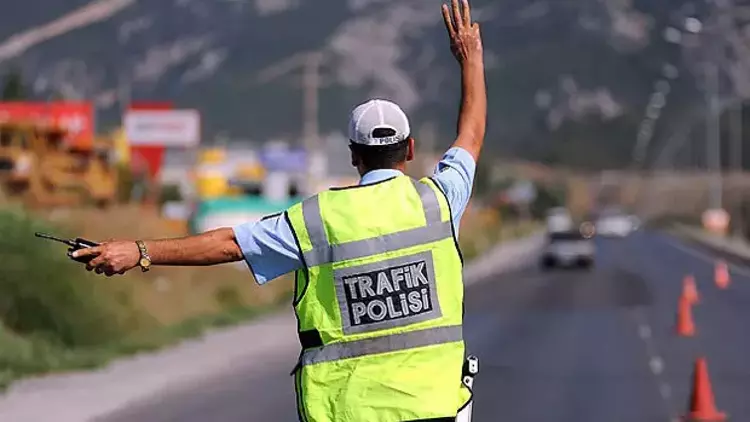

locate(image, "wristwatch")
[[135, 240, 152, 272]]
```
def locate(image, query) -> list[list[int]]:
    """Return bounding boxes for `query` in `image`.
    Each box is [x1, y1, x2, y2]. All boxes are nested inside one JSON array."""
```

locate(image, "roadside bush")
[[0, 204, 295, 390], [0, 207, 135, 347]]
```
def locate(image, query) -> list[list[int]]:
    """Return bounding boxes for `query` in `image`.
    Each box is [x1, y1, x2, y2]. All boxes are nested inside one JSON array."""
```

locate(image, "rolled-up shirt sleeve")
[[429, 147, 477, 232], [232, 213, 303, 285]]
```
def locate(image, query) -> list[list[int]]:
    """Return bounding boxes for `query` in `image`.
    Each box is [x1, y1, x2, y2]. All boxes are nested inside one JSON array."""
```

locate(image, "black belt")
[[299, 329, 323, 349]]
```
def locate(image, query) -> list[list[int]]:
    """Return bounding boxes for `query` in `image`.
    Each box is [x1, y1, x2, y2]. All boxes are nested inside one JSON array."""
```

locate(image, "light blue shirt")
[[233, 147, 476, 284]]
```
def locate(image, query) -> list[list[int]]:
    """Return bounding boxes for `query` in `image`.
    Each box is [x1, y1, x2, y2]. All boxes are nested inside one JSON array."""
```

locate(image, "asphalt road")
[[98, 231, 750, 422]]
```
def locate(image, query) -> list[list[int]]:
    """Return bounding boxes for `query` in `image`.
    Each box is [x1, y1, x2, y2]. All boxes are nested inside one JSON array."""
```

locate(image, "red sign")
[[0, 102, 94, 149], [127, 102, 172, 180], [131, 145, 166, 180]]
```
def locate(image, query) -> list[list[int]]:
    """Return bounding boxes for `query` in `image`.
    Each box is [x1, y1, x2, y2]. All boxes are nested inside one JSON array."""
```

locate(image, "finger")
[[441, 4, 456, 39], [88, 255, 107, 268], [462, 0, 471, 28], [72, 246, 102, 259], [452, 0, 463, 31]]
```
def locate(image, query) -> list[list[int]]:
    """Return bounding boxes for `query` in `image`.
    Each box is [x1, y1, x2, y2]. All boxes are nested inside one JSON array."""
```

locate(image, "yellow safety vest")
[[285, 175, 470, 422]]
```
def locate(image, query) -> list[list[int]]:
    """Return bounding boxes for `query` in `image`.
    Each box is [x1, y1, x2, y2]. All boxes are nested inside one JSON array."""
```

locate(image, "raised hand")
[[442, 0, 483, 65]]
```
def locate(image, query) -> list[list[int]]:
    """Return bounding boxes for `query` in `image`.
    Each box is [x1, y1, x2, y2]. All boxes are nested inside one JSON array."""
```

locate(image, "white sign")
[[125, 109, 201, 147]]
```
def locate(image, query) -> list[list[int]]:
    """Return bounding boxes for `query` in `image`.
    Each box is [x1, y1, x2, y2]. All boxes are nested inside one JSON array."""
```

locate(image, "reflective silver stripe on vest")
[[303, 222, 453, 267], [301, 325, 462, 366], [302, 195, 327, 249], [302, 179, 449, 267], [410, 178, 442, 225]]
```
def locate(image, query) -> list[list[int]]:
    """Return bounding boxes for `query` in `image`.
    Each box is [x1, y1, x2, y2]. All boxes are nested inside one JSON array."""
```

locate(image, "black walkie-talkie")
[[35, 232, 100, 263]]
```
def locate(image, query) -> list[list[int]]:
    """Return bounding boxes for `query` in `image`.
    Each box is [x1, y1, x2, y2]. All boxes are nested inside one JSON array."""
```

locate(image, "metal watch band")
[[136, 240, 151, 272]]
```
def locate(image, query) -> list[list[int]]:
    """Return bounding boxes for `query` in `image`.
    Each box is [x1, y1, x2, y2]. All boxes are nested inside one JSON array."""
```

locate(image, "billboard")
[[0, 102, 94, 149], [124, 109, 201, 147]]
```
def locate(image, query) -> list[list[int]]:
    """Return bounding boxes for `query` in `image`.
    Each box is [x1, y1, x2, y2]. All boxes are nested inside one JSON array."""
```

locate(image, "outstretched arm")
[[72, 228, 244, 276], [442, 0, 486, 162], [136, 228, 244, 266]]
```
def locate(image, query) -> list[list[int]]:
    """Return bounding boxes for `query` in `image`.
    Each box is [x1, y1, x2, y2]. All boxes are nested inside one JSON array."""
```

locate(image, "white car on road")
[[595, 209, 637, 237], [540, 230, 596, 270], [545, 207, 574, 233]]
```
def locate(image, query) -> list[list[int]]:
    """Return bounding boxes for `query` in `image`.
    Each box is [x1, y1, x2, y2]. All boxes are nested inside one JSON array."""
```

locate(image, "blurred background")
[[0, 0, 749, 420]]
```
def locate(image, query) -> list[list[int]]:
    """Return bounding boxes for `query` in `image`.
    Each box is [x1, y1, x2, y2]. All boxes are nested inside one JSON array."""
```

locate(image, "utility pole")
[[730, 99, 744, 236], [701, 0, 734, 235], [256, 50, 328, 194], [714, 0, 743, 174], [302, 52, 323, 154], [695, 0, 724, 211], [302, 51, 324, 194], [730, 98, 743, 173], [706, 60, 722, 209]]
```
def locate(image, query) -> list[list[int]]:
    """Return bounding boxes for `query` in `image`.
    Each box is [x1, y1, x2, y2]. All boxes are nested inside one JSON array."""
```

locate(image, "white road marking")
[[659, 383, 672, 399], [650, 357, 664, 375], [629, 308, 676, 422], [639, 324, 652, 339]]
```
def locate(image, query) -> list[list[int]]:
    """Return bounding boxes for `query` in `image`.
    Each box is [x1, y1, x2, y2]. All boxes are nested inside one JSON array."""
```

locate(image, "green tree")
[[1, 69, 26, 101]]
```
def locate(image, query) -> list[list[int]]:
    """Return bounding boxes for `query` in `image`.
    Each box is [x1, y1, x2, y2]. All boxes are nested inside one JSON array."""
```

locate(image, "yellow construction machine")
[[0, 120, 117, 208]]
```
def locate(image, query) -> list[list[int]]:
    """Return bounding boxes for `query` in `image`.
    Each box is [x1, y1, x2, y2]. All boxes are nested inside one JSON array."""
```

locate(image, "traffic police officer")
[[74, 0, 486, 420]]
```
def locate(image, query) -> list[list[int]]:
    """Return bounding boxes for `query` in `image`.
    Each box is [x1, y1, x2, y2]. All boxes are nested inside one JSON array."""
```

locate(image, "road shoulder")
[[667, 224, 750, 266]]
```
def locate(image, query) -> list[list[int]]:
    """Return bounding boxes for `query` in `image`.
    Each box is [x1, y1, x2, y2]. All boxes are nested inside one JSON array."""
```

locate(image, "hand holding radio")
[[35, 232, 142, 276], [34, 232, 100, 264]]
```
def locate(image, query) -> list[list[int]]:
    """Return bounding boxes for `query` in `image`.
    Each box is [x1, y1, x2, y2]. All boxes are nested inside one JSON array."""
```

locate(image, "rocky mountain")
[[0, 0, 748, 168]]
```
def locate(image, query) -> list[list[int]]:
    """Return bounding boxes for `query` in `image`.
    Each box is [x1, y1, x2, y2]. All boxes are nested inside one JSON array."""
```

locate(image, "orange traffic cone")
[[683, 357, 726, 421], [676, 296, 695, 337], [714, 261, 730, 289], [683, 275, 699, 304]]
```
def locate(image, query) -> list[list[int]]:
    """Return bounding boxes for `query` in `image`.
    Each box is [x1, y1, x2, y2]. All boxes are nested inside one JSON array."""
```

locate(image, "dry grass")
[[31, 204, 294, 327], [458, 204, 541, 261]]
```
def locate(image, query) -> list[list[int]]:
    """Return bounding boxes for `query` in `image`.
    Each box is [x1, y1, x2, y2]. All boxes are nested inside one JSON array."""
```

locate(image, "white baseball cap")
[[348, 99, 411, 146]]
